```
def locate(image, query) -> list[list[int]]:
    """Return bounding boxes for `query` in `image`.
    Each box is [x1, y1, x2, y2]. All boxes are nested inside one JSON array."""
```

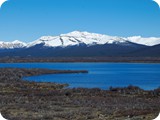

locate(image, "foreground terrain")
[[0, 68, 159, 120]]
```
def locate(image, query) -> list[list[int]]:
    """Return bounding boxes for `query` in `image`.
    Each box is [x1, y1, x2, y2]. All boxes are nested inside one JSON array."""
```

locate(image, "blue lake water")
[[0, 63, 160, 90]]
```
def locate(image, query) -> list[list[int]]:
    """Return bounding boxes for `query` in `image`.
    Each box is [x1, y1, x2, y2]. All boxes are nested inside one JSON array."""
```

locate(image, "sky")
[[0, 0, 160, 42]]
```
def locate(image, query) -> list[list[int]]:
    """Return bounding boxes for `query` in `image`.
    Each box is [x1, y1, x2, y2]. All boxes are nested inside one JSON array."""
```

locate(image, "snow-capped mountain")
[[0, 40, 26, 49], [0, 31, 160, 49], [127, 36, 160, 46], [0, 31, 160, 57], [27, 31, 128, 48], [27, 31, 160, 48]]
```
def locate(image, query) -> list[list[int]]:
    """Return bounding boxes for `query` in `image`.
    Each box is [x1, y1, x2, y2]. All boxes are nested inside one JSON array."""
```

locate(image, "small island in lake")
[[0, 68, 159, 120]]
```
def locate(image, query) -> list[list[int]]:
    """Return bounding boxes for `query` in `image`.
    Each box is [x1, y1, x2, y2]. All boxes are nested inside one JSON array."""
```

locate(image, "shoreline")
[[0, 57, 160, 63], [0, 68, 160, 120]]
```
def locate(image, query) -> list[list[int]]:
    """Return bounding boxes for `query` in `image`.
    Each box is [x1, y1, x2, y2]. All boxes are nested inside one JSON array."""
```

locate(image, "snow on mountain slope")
[[27, 31, 128, 48], [127, 36, 160, 46], [1, 31, 160, 49], [0, 40, 27, 49], [28, 31, 160, 48]]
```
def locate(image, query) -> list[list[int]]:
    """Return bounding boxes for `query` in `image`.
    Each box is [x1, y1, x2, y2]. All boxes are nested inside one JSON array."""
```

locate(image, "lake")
[[0, 63, 160, 90]]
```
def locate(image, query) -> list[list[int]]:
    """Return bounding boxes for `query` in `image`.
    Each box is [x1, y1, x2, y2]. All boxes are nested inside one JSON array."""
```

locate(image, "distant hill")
[[129, 44, 160, 57]]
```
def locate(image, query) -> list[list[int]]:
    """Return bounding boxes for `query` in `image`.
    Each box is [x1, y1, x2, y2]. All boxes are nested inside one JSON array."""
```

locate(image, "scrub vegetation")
[[0, 68, 159, 120]]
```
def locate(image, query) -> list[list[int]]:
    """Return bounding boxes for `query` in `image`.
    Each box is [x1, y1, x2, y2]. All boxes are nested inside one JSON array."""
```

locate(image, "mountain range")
[[0, 31, 160, 57]]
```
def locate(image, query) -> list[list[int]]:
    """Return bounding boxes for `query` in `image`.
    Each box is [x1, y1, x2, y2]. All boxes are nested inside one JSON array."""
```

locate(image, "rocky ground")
[[0, 68, 159, 120]]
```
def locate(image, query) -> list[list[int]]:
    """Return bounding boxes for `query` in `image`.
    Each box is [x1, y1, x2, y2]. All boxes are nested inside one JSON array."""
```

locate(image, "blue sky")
[[0, 0, 160, 42]]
